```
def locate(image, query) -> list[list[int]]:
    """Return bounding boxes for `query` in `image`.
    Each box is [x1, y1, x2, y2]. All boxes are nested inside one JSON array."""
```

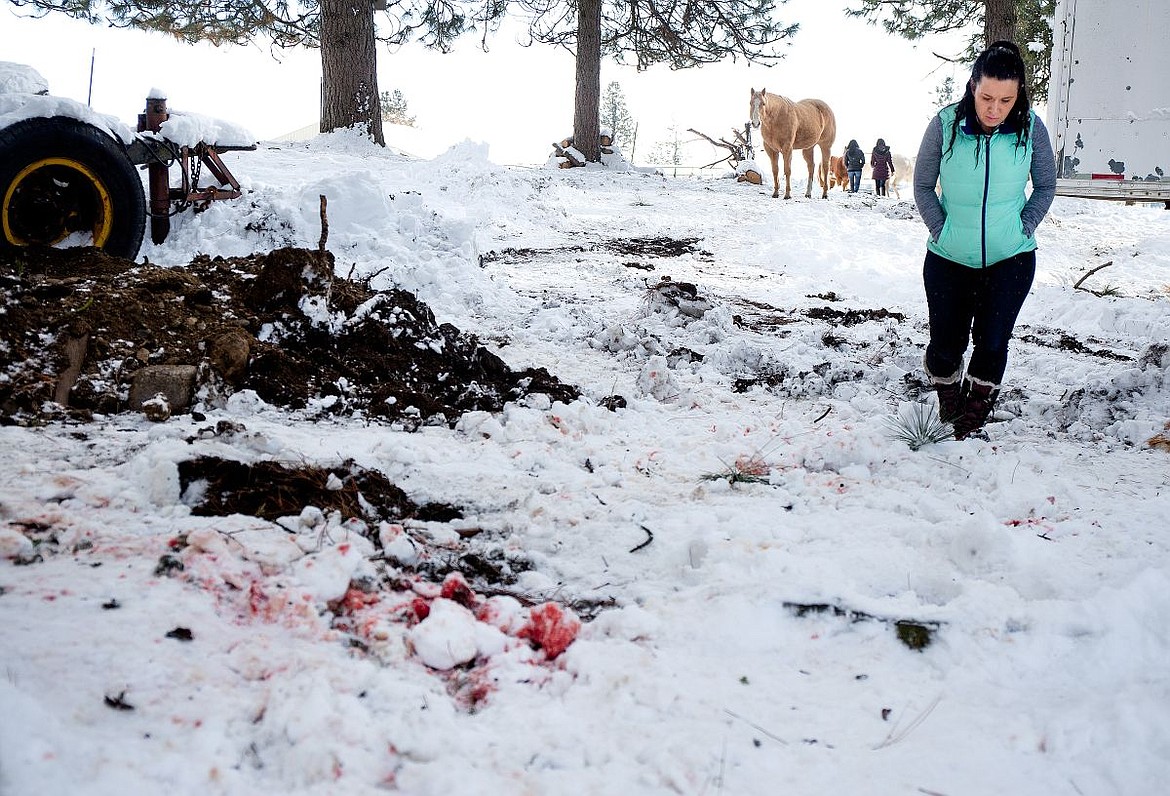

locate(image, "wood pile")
[[551, 135, 615, 168]]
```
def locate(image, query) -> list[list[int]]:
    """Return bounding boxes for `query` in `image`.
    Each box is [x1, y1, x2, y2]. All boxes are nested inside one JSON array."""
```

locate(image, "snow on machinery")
[[0, 62, 255, 259]]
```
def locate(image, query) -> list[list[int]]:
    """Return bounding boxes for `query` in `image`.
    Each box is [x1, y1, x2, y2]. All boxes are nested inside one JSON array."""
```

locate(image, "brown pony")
[[749, 88, 837, 199], [828, 155, 848, 191]]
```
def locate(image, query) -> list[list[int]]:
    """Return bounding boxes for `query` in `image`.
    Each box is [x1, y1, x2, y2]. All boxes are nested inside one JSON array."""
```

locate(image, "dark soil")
[[803, 305, 907, 326], [0, 244, 589, 598], [0, 245, 579, 426], [176, 455, 459, 524]]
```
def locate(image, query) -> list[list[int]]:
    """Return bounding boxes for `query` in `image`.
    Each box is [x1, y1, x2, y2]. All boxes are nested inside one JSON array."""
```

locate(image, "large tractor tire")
[[0, 116, 146, 259]]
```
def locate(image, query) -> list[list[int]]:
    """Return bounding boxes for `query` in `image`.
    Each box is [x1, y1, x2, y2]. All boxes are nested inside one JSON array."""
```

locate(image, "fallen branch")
[[629, 524, 654, 553], [688, 127, 748, 167], [699, 153, 734, 170], [1073, 260, 1114, 294]]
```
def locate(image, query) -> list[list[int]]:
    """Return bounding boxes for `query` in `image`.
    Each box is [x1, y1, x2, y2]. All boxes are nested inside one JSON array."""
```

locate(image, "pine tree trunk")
[[573, 0, 602, 162], [320, 0, 384, 146], [984, 0, 1017, 47]]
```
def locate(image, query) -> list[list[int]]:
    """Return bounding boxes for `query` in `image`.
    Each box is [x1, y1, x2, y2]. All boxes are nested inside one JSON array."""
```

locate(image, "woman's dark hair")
[[945, 40, 1031, 158]]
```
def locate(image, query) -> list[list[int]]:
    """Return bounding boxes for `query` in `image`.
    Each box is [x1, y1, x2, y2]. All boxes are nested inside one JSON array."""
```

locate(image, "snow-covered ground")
[[2, 130, 1169, 795]]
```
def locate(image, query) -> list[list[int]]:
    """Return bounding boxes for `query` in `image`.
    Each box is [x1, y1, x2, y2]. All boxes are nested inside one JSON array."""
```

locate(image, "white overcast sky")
[[0, 1, 980, 165]]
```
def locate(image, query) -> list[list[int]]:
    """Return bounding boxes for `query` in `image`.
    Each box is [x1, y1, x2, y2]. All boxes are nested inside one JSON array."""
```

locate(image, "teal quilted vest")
[[929, 105, 1036, 268]]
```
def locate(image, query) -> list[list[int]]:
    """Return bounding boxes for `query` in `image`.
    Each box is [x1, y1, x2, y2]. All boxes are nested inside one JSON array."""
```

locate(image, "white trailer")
[[1047, 0, 1170, 204]]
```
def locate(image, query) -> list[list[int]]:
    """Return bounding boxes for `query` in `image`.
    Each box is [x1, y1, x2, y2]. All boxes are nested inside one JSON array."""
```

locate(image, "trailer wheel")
[[0, 116, 146, 259]]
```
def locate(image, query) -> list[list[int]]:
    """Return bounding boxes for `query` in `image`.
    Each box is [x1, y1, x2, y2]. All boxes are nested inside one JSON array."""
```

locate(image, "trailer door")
[[1048, 0, 1170, 202]]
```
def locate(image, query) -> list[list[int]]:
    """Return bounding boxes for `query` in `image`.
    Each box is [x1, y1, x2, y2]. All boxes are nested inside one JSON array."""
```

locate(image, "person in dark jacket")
[[870, 139, 894, 196], [843, 139, 866, 193], [913, 40, 1056, 439]]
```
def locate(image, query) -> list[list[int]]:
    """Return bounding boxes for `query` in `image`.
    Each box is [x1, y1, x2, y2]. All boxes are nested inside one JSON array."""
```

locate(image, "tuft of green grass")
[[884, 402, 953, 450], [701, 454, 771, 485]]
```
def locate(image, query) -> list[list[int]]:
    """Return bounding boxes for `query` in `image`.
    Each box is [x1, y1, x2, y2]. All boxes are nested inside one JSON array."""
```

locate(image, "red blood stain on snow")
[[409, 597, 430, 622], [338, 587, 378, 614], [186, 542, 583, 709], [439, 572, 477, 609], [1004, 517, 1055, 533], [458, 665, 498, 710], [473, 600, 513, 631], [343, 575, 582, 662], [248, 581, 269, 616], [519, 602, 581, 659]]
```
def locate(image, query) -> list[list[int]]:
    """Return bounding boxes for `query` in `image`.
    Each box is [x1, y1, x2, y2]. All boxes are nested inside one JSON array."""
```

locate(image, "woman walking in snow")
[[913, 40, 1056, 439], [844, 139, 866, 193], [870, 139, 894, 196]]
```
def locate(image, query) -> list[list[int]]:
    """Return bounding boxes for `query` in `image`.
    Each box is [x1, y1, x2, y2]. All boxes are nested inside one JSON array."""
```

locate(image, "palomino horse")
[[749, 88, 837, 199]]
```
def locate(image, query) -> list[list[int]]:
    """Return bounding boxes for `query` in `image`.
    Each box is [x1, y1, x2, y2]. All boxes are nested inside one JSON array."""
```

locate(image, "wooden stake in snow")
[[54, 333, 89, 406], [318, 194, 329, 262]]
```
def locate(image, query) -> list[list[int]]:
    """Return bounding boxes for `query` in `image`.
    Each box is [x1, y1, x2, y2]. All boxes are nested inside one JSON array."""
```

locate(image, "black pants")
[[923, 249, 1036, 386]]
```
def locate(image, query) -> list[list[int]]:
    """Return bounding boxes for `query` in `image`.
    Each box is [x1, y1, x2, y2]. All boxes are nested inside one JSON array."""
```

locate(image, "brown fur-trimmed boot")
[[952, 376, 1000, 440], [934, 379, 965, 424], [925, 359, 965, 424]]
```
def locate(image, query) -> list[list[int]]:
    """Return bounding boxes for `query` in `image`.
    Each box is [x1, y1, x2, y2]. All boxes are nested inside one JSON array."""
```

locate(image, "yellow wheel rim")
[[2, 156, 116, 247]]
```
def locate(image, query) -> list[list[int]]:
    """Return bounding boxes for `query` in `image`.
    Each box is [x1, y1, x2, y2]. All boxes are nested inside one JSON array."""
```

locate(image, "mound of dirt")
[[0, 246, 579, 426]]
